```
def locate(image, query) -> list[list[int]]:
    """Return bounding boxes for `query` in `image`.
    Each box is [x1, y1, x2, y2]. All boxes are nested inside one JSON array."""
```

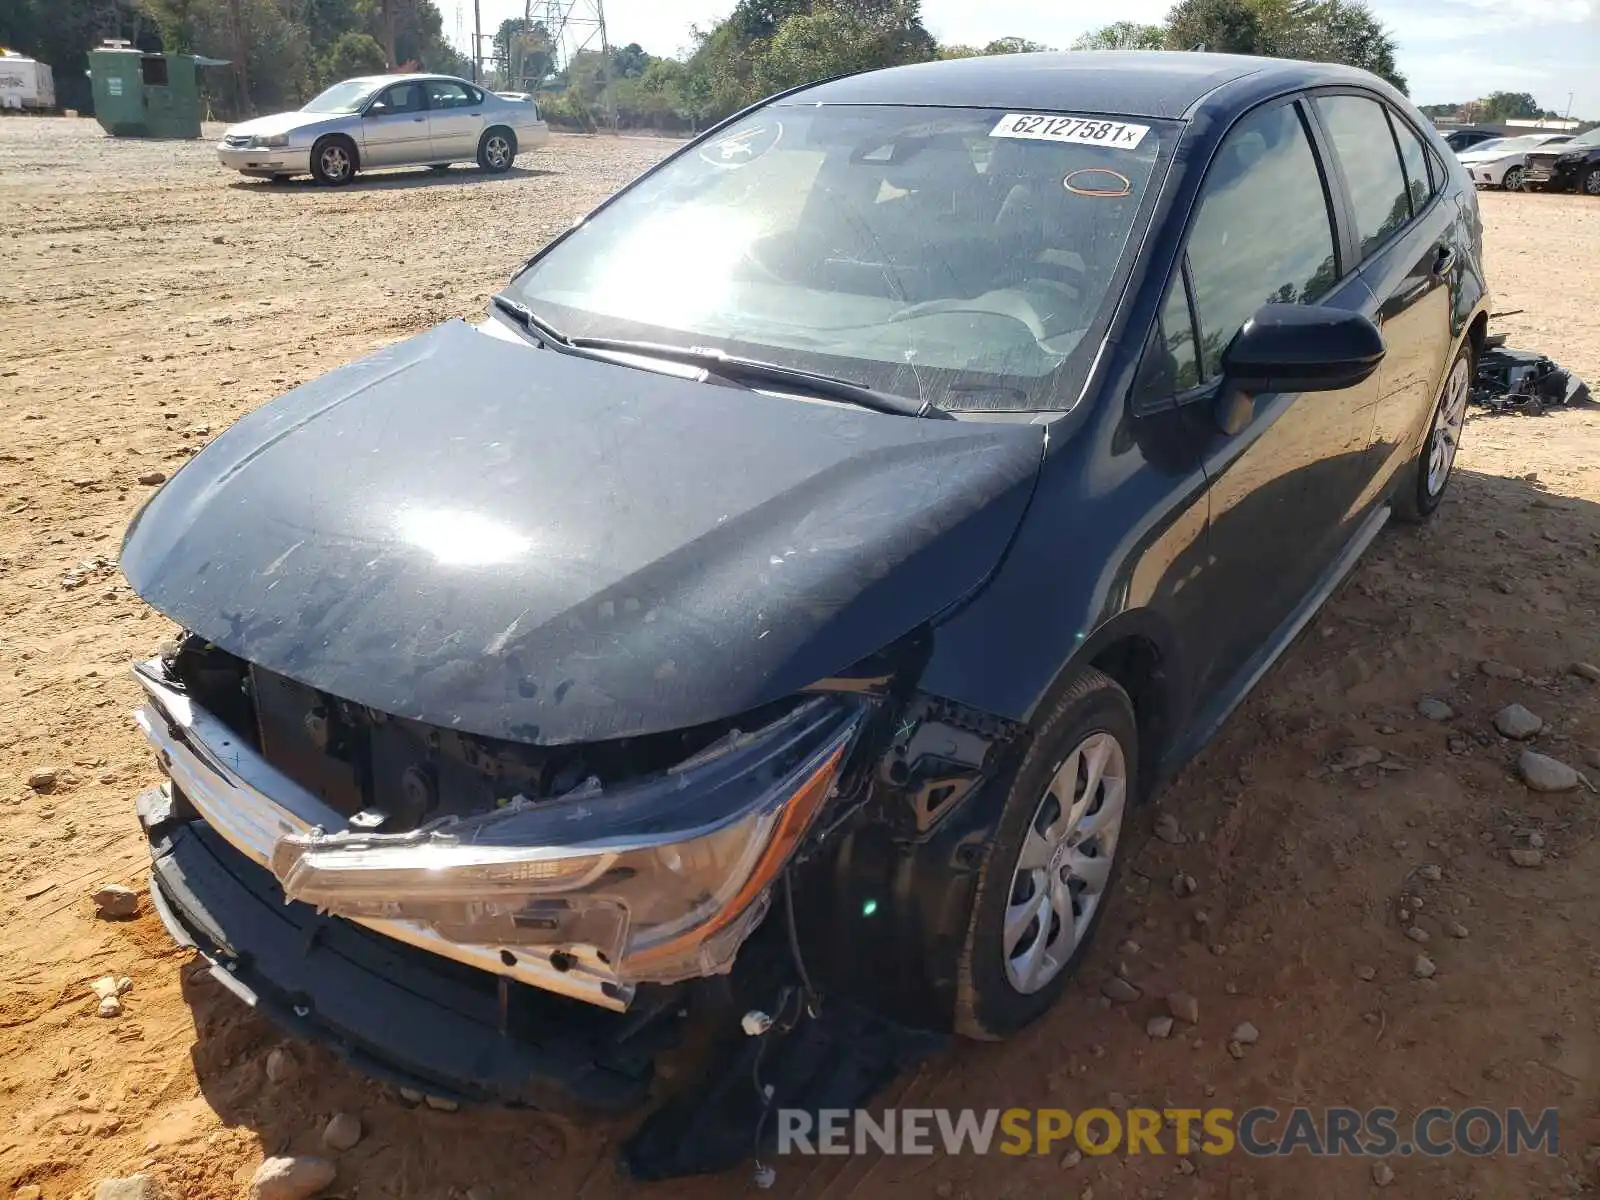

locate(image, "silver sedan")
[[217, 74, 550, 185]]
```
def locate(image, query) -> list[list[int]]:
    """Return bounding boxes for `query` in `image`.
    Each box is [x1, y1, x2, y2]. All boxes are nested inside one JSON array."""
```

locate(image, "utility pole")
[[225, 0, 251, 116], [473, 0, 482, 82], [1566, 91, 1575, 120]]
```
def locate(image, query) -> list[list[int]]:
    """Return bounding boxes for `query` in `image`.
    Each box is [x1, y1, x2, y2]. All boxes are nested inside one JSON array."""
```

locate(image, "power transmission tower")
[[534, 0, 612, 128]]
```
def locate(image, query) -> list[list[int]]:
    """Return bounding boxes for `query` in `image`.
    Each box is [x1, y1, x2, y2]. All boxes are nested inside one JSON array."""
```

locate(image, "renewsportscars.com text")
[[776, 1106, 1559, 1158]]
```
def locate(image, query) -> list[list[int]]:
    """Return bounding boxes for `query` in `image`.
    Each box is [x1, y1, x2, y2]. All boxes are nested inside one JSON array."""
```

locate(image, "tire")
[[477, 127, 516, 173], [954, 668, 1137, 1039], [1502, 166, 1525, 192], [1393, 340, 1473, 524], [1583, 166, 1600, 198], [310, 135, 357, 186]]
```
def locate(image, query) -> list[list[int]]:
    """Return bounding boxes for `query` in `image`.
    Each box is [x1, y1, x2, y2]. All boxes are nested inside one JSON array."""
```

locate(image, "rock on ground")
[[322, 1111, 362, 1152], [1167, 991, 1200, 1024], [1570, 662, 1600, 682], [1518, 750, 1580, 792], [26, 768, 58, 793], [1414, 954, 1436, 979], [96, 1176, 163, 1200], [1494, 703, 1543, 740], [1231, 1021, 1259, 1045], [1509, 847, 1545, 868], [249, 1155, 336, 1200], [1416, 698, 1453, 721], [1153, 812, 1185, 844], [265, 1046, 296, 1084], [1373, 1161, 1395, 1186], [1480, 660, 1524, 680], [92, 883, 139, 919], [1101, 977, 1141, 1003], [1146, 1015, 1174, 1039]]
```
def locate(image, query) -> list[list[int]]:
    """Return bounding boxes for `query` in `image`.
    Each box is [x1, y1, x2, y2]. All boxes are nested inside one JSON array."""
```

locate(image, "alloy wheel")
[[1426, 355, 1471, 497], [1585, 169, 1600, 197], [1503, 167, 1524, 192], [485, 135, 512, 169], [319, 144, 351, 182], [1003, 730, 1128, 995]]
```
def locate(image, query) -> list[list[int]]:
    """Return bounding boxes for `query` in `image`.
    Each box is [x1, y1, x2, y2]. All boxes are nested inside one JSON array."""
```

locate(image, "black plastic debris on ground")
[[620, 993, 945, 1181], [1472, 340, 1592, 413]]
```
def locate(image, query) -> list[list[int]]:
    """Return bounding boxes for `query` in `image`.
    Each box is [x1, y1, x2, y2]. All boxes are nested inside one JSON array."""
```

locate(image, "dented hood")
[[121, 320, 1042, 744]]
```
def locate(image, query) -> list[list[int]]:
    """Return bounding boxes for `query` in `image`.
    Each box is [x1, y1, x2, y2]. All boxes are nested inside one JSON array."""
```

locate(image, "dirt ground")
[[4, 115, 1600, 1200]]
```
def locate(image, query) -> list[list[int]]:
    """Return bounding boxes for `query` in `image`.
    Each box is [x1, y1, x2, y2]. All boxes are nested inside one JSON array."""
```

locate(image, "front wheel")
[[1583, 166, 1600, 198], [954, 668, 1136, 1039], [1502, 166, 1525, 192], [310, 136, 357, 186], [1393, 342, 1473, 524], [477, 127, 516, 173]]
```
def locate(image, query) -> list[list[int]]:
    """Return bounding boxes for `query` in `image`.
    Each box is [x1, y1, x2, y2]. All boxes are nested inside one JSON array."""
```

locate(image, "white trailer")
[[0, 52, 56, 111]]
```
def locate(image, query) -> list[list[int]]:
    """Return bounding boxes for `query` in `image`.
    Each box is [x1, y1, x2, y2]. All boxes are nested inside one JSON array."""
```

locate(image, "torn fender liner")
[[121, 319, 1043, 745], [141, 790, 656, 1112]]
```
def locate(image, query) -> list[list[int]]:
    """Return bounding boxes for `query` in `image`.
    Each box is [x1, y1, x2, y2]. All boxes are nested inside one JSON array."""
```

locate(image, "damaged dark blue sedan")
[[122, 50, 1488, 1176]]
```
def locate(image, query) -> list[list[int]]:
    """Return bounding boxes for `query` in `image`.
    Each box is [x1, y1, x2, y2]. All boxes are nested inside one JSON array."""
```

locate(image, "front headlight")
[[1557, 153, 1582, 164], [249, 133, 290, 149], [271, 696, 866, 984]]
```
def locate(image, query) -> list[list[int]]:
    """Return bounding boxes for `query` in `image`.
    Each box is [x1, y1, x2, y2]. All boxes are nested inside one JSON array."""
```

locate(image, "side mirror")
[[1221, 303, 1386, 395]]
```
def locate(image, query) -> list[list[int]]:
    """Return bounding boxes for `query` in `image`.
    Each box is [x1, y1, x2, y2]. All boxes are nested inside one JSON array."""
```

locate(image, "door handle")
[[1432, 245, 1457, 278]]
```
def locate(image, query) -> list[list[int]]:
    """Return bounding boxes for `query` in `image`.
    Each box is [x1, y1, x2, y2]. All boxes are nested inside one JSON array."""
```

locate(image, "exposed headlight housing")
[[271, 696, 866, 985], [1557, 152, 1583, 164], [249, 133, 290, 149]]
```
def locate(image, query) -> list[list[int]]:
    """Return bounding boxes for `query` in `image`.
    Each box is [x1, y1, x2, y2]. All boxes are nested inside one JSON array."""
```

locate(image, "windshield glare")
[[1567, 126, 1600, 147], [510, 105, 1172, 412], [302, 80, 378, 114]]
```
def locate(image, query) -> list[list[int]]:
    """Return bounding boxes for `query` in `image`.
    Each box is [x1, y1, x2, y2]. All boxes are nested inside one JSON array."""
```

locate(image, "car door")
[[359, 81, 429, 167], [423, 79, 484, 161], [1157, 96, 1385, 698], [1311, 94, 1454, 501]]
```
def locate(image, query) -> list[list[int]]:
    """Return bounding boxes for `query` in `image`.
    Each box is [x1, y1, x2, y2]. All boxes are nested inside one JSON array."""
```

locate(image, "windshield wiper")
[[489, 294, 949, 420], [491, 292, 576, 347], [571, 336, 950, 420]]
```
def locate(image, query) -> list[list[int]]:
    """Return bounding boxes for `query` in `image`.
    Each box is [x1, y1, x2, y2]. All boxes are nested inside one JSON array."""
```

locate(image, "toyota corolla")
[[125, 50, 1487, 1175]]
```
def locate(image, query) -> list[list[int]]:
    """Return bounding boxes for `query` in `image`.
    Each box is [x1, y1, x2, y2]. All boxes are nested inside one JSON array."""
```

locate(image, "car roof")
[[784, 51, 1387, 121], [344, 73, 472, 87]]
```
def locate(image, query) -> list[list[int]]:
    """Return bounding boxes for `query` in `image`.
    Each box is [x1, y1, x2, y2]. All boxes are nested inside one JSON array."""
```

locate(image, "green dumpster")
[[87, 42, 228, 139]]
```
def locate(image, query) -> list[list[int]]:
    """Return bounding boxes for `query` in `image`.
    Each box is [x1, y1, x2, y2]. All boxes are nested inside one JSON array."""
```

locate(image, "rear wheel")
[[477, 127, 516, 173], [1502, 166, 1525, 192], [310, 136, 357, 186], [1394, 341, 1473, 524], [955, 668, 1136, 1039]]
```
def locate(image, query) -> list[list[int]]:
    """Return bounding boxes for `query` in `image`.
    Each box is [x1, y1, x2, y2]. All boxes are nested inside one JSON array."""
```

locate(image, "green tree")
[[982, 36, 1049, 54], [1071, 21, 1165, 50], [1266, 0, 1406, 92], [1478, 90, 1540, 121], [320, 30, 387, 81], [1164, 0, 1266, 52], [753, 1, 936, 94]]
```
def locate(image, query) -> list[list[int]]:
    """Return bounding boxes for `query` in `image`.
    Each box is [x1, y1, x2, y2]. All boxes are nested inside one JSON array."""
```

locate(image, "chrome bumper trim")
[[132, 658, 631, 1011]]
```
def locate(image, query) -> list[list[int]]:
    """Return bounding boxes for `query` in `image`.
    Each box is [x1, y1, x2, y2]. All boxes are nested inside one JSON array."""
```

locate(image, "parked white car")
[[218, 74, 550, 185], [1460, 133, 1573, 191]]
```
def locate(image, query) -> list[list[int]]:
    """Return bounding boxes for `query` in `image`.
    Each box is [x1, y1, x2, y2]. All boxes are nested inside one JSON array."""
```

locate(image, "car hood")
[[225, 111, 342, 138], [122, 320, 1044, 744]]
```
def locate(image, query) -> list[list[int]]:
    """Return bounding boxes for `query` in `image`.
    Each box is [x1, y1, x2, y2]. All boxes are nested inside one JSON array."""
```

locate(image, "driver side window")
[[370, 83, 423, 115], [1135, 100, 1341, 406]]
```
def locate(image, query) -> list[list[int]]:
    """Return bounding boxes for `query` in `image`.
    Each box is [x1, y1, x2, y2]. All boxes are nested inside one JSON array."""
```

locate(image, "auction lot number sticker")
[[990, 113, 1150, 149]]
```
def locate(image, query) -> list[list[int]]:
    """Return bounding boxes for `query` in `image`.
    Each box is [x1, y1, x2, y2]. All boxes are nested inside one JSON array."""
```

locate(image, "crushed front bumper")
[[131, 658, 630, 1010], [140, 786, 655, 1111]]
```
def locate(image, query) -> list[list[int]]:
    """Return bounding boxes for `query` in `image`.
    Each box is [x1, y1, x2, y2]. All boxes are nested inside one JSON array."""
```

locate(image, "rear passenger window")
[[1315, 95, 1412, 256], [1185, 102, 1339, 379], [1389, 112, 1434, 216]]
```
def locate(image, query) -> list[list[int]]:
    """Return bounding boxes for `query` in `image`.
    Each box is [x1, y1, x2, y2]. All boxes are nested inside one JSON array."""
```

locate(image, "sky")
[[450, 0, 1600, 118]]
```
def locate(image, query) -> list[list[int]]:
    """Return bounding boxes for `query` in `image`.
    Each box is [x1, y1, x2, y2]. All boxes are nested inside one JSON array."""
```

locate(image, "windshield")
[[1465, 138, 1508, 154], [302, 80, 378, 114], [1565, 126, 1600, 148], [1479, 135, 1552, 154], [508, 105, 1175, 412]]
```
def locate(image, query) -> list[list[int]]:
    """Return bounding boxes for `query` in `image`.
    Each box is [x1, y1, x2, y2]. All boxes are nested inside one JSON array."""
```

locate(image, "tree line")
[[532, 0, 1408, 132], [2, 0, 1406, 125]]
